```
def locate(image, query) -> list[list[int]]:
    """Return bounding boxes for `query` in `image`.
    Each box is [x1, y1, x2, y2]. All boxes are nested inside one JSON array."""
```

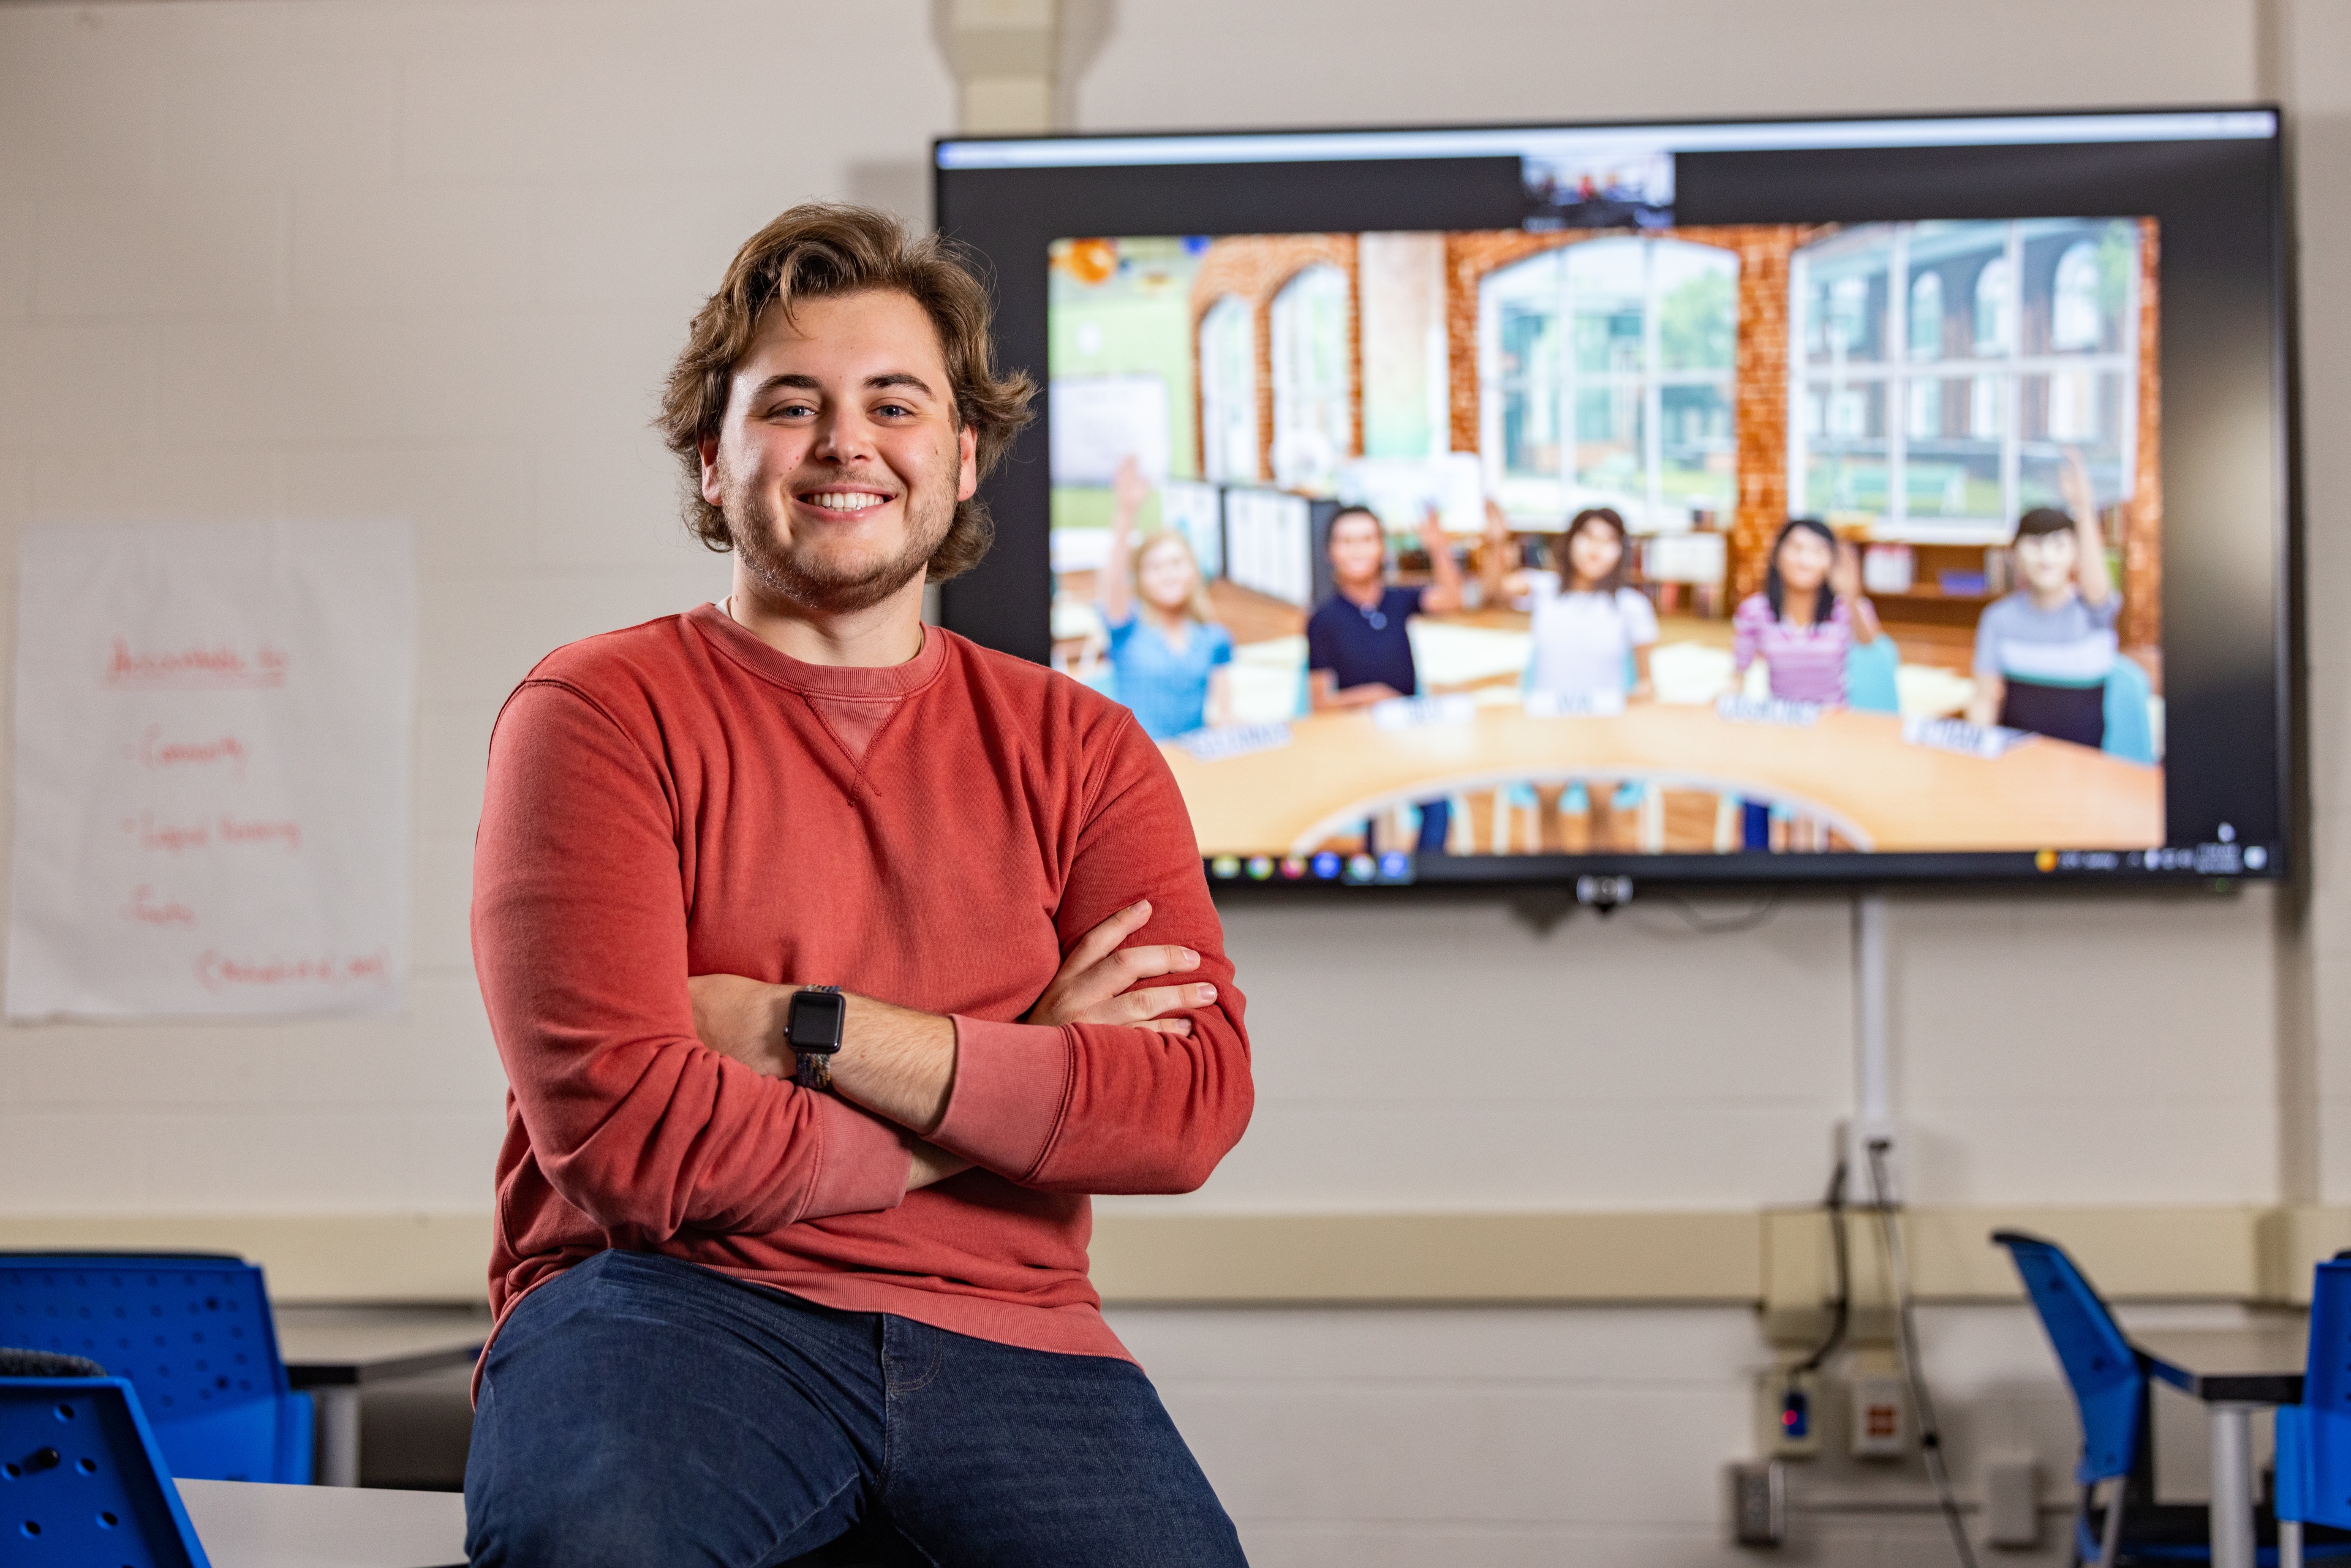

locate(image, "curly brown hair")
[[657, 202, 1036, 581]]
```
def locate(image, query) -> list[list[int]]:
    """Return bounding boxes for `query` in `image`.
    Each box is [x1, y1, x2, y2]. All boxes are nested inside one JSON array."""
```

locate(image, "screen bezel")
[[933, 105, 2300, 890]]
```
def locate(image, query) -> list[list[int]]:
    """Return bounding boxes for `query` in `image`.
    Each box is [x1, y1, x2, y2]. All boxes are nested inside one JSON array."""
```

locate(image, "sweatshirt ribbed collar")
[[685, 601, 950, 700]]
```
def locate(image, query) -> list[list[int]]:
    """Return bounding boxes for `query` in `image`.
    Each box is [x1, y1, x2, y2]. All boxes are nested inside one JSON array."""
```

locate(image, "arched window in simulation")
[[1907, 270, 1945, 439], [1789, 220, 2139, 542], [2050, 241, 2104, 350], [1476, 235, 1737, 530], [1268, 264, 1353, 494], [2045, 239, 2107, 442], [1197, 294, 1258, 483]]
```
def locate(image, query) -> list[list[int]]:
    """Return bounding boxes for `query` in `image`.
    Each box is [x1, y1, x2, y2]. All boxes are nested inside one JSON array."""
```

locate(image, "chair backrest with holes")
[[1993, 1230, 2146, 1487], [0, 1255, 309, 1484], [2285, 1259, 2351, 1531], [0, 1376, 211, 1567]]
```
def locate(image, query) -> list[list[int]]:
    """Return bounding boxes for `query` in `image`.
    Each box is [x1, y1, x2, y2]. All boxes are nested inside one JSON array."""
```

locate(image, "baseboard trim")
[[1, 1205, 2338, 1309]]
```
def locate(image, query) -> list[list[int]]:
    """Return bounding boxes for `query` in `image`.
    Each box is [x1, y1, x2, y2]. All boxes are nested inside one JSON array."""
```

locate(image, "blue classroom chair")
[[0, 1254, 312, 1485], [0, 1374, 213, 1566], [1847, 635, 1902, 714], [2103, 655, 2157, 764], [1995, 1231, 2349, 1567], [2272, 1257, 2351, 1567]]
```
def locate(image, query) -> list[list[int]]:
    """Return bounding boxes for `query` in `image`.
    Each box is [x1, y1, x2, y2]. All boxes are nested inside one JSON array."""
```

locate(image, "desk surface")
[[1163, 703, 2162, 855], [2138, 1326, 2307, 1405], [274, 1305, 489, 1388], [178, 1479, 465, 1568]]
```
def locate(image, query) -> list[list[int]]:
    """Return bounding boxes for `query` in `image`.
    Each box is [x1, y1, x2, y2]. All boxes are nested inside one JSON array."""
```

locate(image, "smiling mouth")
[[799, 490, 893, 514]]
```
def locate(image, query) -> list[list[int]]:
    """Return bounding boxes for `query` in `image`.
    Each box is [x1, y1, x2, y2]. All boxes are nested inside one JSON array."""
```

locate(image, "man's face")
[[700, 288, 979, 616], [1327, 513, 1386, 588]]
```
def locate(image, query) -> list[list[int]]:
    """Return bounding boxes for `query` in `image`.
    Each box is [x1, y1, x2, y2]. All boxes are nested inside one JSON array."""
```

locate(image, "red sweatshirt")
[[470, 604, 1252, 1360]]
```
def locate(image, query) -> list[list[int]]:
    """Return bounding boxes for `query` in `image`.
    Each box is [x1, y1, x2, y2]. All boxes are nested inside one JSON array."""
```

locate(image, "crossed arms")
[[684, 899, 1217, 1193], [471, 676, 1253, 1245]]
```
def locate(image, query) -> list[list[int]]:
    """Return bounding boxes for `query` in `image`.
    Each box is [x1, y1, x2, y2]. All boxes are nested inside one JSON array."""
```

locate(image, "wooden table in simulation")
[[1161, 703, 2163, 855], [274, 1306, 489, 1490]]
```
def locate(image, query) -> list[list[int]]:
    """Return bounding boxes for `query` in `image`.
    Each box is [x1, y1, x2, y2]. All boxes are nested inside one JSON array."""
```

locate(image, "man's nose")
[[812, 407, 877, 462]]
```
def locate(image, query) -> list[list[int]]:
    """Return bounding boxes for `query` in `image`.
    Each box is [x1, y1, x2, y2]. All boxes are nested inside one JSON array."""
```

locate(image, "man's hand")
[[1025, 899, 1216, 1035]]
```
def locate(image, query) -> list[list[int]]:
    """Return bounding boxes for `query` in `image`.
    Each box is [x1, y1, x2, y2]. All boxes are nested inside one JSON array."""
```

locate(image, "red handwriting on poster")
[[121, 885, 196, 927], [104, 638, 287, 690], [216, 815, 300, 853], [122, 813, 209, 852], [118, 813, 303, 854], [125, 725, 249, 781], [195, 948, 389, 993]]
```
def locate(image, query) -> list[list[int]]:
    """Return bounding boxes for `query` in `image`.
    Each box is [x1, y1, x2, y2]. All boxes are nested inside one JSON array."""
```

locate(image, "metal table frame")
[[275, 1306, 489, 1488], [2142, 1337, 2304, 1568]]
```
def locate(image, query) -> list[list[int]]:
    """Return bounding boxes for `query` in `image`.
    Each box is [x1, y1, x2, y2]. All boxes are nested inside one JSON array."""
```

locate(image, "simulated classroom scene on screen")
[[1046, 218, 2170, 873]]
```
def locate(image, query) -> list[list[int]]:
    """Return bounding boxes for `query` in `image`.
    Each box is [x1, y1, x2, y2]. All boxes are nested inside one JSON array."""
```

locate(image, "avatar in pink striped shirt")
[[1731, 518, 1884, 707]]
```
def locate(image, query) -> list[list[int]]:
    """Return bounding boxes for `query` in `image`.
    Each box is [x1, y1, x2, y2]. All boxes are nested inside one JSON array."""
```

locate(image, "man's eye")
[[770, 403, 815, 419], [876, 402, 915, 418]]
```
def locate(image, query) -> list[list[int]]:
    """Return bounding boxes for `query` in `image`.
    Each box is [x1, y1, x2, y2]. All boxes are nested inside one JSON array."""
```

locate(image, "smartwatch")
[[785, 986, 847, 1092]]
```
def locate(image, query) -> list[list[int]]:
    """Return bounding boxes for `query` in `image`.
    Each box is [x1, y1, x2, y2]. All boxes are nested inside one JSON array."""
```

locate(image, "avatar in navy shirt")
[[1305, 506, 1468, 853], [1307, 584, 1425, 699]]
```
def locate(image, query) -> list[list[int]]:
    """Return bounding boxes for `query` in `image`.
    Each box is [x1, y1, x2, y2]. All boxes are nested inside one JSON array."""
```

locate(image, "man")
[[465, 203, 1254, 1566], [1305, 503, 1465, 854]]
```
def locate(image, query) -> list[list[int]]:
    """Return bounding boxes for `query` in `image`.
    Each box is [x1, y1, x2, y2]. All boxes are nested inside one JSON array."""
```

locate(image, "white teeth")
[[805, 491, 885, 513]]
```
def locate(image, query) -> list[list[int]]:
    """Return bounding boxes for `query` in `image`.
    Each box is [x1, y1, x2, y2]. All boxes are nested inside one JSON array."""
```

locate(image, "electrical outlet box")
[[1729, 1461, 1786, 1547], [1757, 1367, 1822, 1458], [1849, 1372, 1909, 1458], [1984, 1458, 2042, 1548]]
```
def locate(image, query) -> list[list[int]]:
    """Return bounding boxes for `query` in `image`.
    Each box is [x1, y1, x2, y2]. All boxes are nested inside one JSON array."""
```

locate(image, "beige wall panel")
[[1074, 0, 2260, 130]]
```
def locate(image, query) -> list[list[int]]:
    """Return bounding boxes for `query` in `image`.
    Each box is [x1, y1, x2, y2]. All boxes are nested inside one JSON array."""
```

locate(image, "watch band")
[[787, 985, 844, 1093]]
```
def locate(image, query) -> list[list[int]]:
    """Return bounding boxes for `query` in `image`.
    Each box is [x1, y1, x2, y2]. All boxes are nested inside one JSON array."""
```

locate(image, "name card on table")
[[6, 521, 417, 1019], [1902, 717, 2032, 759], [1715, 693, 1822, 727], [1371, 694, 1477, 731], [1176, 722, 1293, 763]]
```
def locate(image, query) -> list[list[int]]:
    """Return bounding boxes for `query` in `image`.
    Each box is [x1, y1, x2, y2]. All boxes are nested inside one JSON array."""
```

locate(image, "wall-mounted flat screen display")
[[935, 111, 2292, 888]]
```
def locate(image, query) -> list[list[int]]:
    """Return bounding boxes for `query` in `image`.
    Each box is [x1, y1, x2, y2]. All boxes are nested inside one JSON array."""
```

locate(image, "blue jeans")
[[463, 1251, 1247, 1567]]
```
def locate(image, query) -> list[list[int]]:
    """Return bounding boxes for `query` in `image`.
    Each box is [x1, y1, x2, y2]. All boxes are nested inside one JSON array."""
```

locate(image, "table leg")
[[2209, 1401, 2259, 1568], [312, 1386, 361, 1488]]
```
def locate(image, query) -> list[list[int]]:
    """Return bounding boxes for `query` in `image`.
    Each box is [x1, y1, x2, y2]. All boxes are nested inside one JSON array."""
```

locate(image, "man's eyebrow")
[[747, 372, 937, 398]]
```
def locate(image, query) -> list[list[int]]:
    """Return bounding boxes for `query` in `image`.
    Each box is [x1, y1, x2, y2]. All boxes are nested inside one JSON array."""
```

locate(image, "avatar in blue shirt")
[[1096, 458, 1234, 741]]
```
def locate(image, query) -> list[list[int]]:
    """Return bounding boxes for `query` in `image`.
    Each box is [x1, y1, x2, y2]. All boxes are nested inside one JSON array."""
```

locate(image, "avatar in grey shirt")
[[1966, 454, 2121, 748]]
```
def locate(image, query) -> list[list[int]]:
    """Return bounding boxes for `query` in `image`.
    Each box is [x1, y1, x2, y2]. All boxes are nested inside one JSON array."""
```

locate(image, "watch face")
[[788, 990, 847, 1052]]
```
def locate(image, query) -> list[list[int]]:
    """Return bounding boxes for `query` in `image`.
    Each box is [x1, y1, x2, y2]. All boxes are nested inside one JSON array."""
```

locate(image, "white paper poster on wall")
[[6, 521, 417, 1020]]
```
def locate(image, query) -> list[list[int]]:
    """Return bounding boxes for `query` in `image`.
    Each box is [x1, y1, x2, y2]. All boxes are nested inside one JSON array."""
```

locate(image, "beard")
[[724, 477, 953, 617]]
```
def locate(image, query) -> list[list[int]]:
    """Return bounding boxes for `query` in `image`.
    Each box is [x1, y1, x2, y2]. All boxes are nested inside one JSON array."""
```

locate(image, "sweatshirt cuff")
[[932, 1016, 1071, 1180], [799, 1094, 916, 1221]]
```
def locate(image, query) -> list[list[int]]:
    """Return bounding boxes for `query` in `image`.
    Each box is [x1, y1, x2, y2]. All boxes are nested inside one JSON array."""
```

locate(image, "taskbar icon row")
[[1207, 851, 1415, 886]]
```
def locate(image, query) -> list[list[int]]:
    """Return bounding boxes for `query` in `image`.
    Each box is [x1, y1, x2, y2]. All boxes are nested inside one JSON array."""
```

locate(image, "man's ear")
[[699, 434, 724, 507], [955, 424, 979, 503]]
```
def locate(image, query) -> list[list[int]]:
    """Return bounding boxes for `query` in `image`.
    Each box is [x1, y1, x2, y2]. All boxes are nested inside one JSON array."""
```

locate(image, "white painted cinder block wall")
[[0, 1, 2344, 1561]]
